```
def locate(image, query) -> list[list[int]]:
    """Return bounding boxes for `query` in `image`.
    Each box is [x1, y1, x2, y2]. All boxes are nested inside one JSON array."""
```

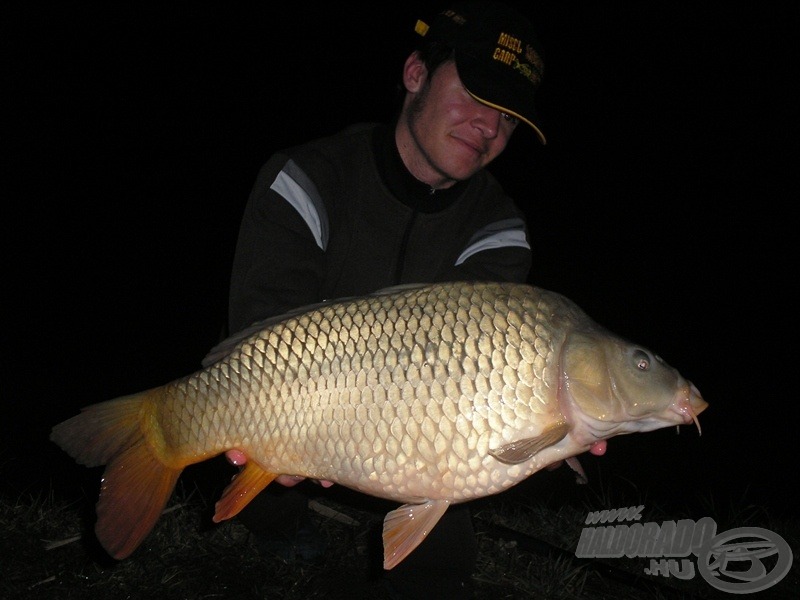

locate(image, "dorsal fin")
[[202, 283, 435, 367]]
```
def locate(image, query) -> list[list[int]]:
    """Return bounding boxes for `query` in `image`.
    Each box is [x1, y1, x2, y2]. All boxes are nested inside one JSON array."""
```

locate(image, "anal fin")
[[213, 461, 278, 522], [382, 499, 450, 570]]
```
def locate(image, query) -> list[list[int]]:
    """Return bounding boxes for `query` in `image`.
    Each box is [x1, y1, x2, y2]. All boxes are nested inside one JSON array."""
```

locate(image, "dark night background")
[[4, 0, 799, 542]]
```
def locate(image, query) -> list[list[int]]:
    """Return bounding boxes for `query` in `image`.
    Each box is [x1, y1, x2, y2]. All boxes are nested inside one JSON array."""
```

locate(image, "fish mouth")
[[671, 381, 708, 435], [565, 379, 709, 445]]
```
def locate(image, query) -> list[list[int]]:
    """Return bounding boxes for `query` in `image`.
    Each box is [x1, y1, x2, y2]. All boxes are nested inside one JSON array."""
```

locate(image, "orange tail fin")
[[50, 391, 182, 559]]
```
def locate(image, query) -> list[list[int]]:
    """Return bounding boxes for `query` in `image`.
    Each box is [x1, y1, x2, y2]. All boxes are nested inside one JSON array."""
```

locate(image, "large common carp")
[[51, 281, 707, 569]]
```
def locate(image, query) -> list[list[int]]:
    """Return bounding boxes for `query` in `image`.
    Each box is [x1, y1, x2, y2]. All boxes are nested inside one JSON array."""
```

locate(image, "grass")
[[2, 463, 798, 600]]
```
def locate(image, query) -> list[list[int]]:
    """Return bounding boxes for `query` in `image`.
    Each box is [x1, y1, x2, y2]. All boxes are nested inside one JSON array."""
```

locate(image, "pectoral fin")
[[213, 461, 278, 522], [382, 499, 450, 570], [566, 456, 588, 484], [488, 421, 570, 464]]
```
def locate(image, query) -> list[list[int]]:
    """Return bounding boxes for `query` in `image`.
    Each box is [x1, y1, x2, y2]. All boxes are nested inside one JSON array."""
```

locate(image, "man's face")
[[405, 60, 518, 184]]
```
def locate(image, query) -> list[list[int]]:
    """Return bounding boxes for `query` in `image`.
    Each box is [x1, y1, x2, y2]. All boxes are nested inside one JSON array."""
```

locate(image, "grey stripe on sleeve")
[[455, 218, 530, 265], [269, 159, 329, 250]]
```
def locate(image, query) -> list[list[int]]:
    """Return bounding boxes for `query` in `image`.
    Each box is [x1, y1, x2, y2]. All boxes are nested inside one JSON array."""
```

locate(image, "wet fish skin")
[[50, 281, 707, 568]]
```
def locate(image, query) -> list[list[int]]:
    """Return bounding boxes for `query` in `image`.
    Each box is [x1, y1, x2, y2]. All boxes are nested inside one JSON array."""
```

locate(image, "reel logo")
[[697, 526, 793, 594]]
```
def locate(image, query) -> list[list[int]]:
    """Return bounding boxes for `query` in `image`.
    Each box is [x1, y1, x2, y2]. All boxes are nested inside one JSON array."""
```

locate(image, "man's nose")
[[470, 103, 502, 138]]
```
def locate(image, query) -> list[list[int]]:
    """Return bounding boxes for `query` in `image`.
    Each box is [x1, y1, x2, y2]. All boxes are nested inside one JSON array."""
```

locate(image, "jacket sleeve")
[[227, 156, 326, 334], [442, 216, 532, 284], [449, 246, 532, 284]]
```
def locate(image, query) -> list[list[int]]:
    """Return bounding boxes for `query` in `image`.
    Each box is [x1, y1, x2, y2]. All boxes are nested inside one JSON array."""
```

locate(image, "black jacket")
[[228, 123, 532, 333]]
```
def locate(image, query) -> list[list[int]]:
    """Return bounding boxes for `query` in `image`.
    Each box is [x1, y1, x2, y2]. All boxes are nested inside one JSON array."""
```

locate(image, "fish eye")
[[633, 349, 651, 371]]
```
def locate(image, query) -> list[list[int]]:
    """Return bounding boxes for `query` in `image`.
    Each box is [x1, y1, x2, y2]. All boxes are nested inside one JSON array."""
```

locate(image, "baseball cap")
[[415, 1, 546, 144]]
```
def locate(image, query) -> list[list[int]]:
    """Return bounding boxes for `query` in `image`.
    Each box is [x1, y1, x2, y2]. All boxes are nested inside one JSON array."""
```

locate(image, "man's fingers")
[[224, 450, 334, 488], [225, 449, 247, 466], [275, 474, 305, 487]]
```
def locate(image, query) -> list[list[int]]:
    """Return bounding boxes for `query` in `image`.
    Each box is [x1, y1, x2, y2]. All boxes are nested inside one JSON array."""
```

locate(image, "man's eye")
[[501, 112, 519, 126]]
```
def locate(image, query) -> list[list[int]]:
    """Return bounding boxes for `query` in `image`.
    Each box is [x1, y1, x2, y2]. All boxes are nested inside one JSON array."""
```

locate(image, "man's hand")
[[224, 449, 334, 488]]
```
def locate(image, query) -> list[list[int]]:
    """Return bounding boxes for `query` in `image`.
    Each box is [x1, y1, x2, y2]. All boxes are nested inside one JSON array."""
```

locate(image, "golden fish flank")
[[50, 281, 708, 569]]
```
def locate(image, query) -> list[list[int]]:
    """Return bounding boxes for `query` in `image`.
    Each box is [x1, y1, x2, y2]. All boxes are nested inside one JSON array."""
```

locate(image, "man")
[[224, 2, 547, 597]]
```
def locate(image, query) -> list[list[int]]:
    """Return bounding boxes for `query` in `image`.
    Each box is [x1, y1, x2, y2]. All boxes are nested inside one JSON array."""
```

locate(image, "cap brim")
[[465, 90, 546, 145], [456, 53, 546, 145]]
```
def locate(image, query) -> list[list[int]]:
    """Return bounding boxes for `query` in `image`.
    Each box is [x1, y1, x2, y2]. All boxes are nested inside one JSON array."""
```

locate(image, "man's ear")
[[402, 51, 428, 93]]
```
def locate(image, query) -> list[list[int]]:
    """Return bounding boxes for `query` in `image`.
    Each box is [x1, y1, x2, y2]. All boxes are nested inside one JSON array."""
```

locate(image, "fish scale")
[[166, 284, 545, 499], [51, 281, 707, 568]]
